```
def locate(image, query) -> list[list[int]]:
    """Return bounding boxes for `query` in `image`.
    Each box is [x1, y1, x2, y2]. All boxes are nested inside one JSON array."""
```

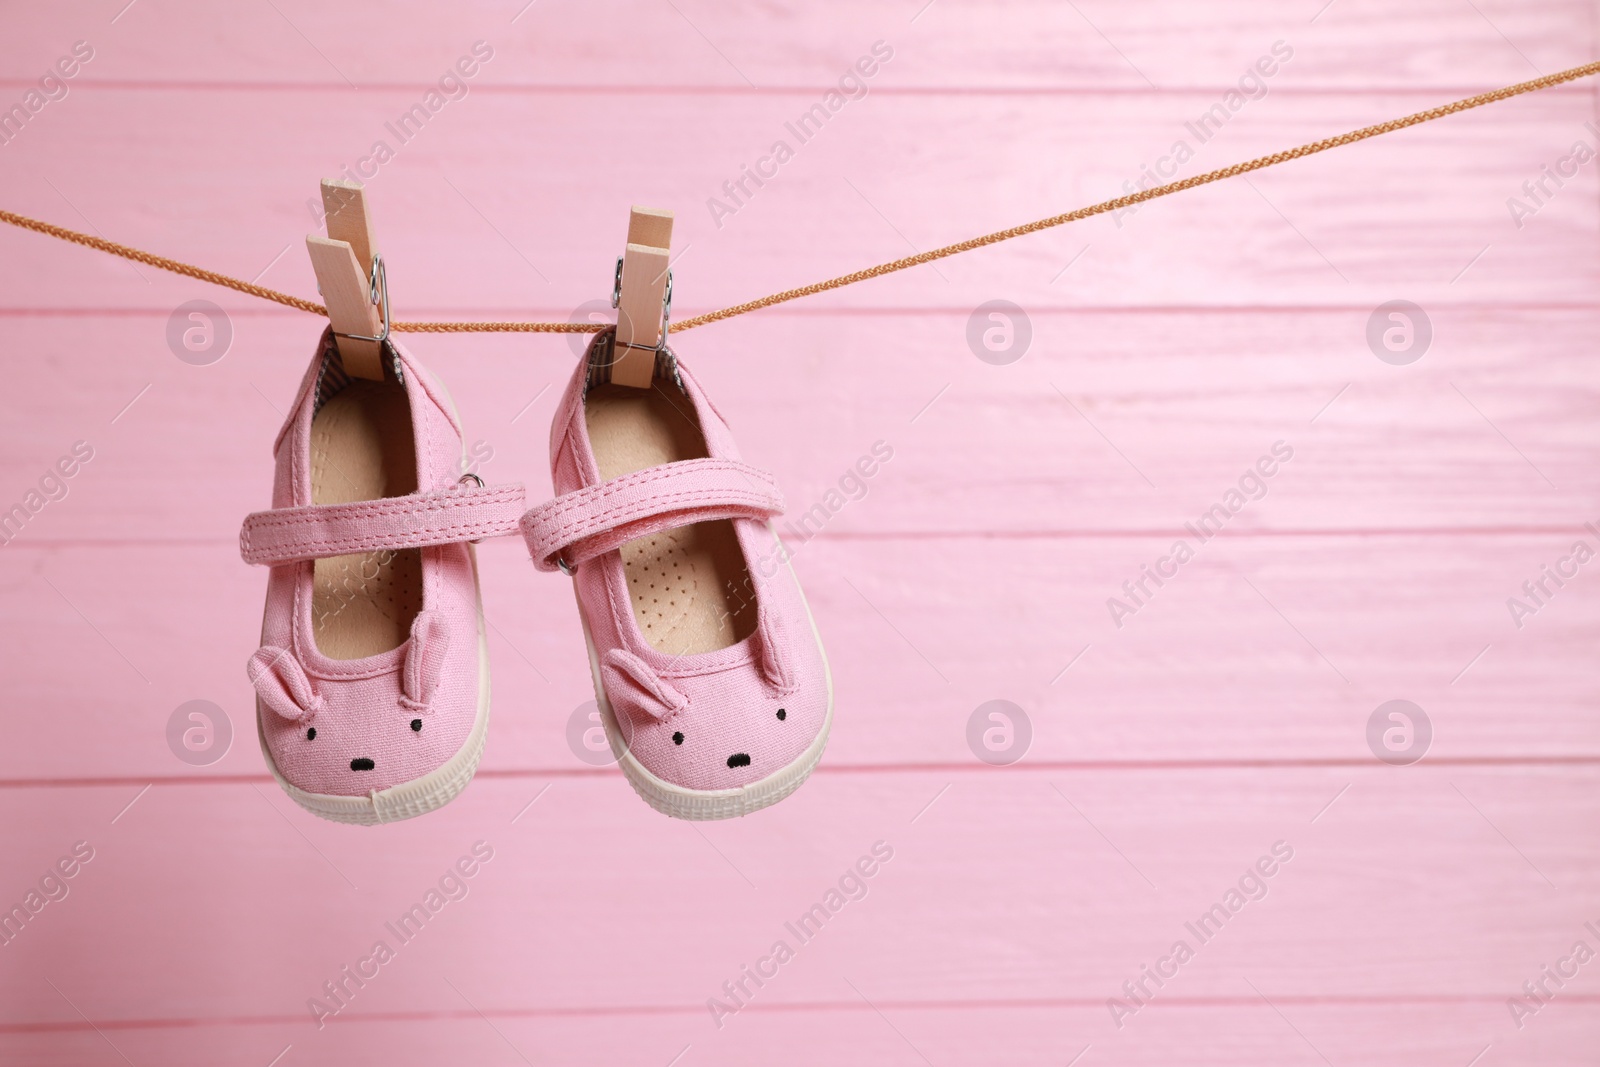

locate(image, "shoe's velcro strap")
[[521, 459, 783, 573], [240, 482, 527, 566]]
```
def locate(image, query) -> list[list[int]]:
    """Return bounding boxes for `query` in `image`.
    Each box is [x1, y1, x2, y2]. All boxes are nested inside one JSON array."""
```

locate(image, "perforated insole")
[[585, 382, 755, 657], [309, 379, 421, 660]]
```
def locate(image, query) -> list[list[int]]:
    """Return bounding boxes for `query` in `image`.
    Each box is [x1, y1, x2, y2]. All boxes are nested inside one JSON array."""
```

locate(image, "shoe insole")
[[309, 378, 422, 660], [585, 381, 756, 657]]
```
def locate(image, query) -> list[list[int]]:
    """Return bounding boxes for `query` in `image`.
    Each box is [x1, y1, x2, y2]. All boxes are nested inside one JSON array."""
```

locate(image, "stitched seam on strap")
[[243, 518, 520, 563], [571, 459, 771, 499], [530, 485, 777, 542], [250, 518, 519, 555], [247, 510, 521, 540], [241, 486, 525, 563], [562, 504, 767, 568], [523, 464, 778, 537], [521, 489, 777, 566], [518, 460, 781, 568], [245, 485, 524, 533], [535, 481, 778, 532], [530, 461, 776, 527]]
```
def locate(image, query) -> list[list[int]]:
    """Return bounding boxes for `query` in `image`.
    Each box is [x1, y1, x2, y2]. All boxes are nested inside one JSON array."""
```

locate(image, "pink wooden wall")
[[1, 1, 1597, 1063]]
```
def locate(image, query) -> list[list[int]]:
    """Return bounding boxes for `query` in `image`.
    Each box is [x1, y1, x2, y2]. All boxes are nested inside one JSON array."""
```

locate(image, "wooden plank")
[[1, 534, 1596, 780], [0, 307, 1596, 542], [0, 90, 1593, 313], [0, 0, 1588, 90], [0, 770, 1591, 1032], [3, 1005, 1591, 1067]]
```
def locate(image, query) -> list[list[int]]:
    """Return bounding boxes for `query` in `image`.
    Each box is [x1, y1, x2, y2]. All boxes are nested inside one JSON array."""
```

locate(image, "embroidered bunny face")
[[296, 717, 421, 772], [668, 705, 787, 769], [250, 613, 471, 796], [257, 693, 470, 795], [599, 647, 823, 791]]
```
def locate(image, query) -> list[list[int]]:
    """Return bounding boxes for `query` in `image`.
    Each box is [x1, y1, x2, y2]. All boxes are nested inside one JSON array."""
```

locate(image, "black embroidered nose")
[[350, 757, 375, 771], [727, 753, 751, 768]]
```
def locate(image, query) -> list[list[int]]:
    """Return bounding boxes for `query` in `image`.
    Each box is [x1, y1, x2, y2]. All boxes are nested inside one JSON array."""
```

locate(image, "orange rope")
[[5, 59, 1598, 335]]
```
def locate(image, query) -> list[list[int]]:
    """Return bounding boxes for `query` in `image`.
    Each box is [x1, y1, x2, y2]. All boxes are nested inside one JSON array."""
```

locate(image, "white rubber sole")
[[579, 525, 834, 821], [258, 546, 491, 825]]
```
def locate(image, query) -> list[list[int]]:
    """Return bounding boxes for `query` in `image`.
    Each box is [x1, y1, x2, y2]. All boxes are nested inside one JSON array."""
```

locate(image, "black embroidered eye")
[[410, 719, 423, 732], [672, 731, 684, 745], [306, 727, 317, 740], [776, 709, 786, 721]]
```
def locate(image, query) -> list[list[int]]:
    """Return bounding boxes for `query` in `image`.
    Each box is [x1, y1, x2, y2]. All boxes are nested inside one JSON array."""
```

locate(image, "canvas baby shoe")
[[239, 332, 525, 824], [521, 332, 833, 820]]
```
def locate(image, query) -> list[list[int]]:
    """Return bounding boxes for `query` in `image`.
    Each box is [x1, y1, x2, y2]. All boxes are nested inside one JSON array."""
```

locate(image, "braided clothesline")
[[4, 59, 1599, 334]]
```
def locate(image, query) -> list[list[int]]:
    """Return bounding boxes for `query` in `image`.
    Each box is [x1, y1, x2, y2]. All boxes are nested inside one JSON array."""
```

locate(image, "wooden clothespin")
[[609, 206, 674, 388], [306, 179, 387, 380]]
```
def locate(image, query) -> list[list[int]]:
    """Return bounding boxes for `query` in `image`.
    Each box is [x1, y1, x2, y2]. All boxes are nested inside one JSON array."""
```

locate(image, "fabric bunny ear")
[[401, 611, 450, 713], [247, 646, 326, 723], [601, 648, 688, 723], [755, 601, 798, 695]]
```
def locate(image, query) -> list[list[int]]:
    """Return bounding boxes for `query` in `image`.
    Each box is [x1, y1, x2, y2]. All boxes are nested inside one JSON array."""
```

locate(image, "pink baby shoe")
[[521, 333, 833, 820], [240, 332, 525, 824]]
